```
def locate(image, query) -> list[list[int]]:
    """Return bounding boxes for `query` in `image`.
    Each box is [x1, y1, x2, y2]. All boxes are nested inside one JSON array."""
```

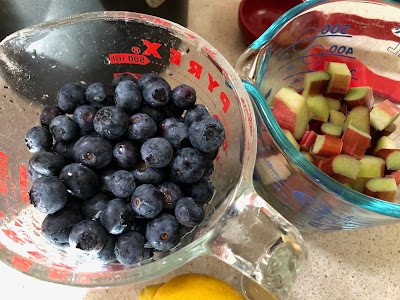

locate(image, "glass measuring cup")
[[235, 0, 400, 231], [0, 12, 307, 300]]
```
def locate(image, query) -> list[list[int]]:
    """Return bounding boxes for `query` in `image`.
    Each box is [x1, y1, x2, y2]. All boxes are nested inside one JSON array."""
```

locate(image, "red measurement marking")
[[141, 39, 162, 59], [0, 152, 8, 196], [12, 256, 33, 272], [169, 48, 181, 67], [131, 46, 141, 54], [154, 18, 171, 28], [113, 72, 142, 79], [0, 211, 3, 218], [27, 251, 47, 260], [48, 268, 72, 281], [19, 165, 29, 203], [2, 229, 25, 245], [109, 54, 150, 65]]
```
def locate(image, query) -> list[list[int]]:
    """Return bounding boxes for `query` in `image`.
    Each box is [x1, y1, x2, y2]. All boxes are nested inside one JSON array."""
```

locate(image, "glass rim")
[[248, 0, 400, 218]]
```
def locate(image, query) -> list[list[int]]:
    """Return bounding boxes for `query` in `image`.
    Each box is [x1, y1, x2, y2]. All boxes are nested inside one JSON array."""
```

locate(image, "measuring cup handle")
[[205, 188, 308, 299]]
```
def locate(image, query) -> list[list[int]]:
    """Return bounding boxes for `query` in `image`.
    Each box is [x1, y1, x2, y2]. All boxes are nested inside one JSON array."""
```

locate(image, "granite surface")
[[2, 1, 400, 299]]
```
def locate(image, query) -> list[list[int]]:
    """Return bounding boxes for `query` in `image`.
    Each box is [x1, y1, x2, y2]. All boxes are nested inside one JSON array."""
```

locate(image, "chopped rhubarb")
[[318, 154, 361, 183], [320, 123, 342, 137], [343, 86, 374, 111], [341, 124, 371, 158], [303, 71, 330, 97], [272, 87, 309, 140], [301, 151, 315, 162], [310, 134, 343, 157], [358, 155, 385, 178], [370, 99, 400, 131], [364, 177, 397, 202], [351, 177, 369, 193], [325, 62, 351, 97], [373, 136, 396, 154], [308, 119, 324, 132], [300, 131, 317, 151], [326, 97, 342, 111], [329, 109, 346, 128], [374, 149, 400, 170], [306, 95, 330, 122], [386, 171, 400, 186], [282, 129, 300, 151], [343, 106, 370, 134], [382, 123, 396, 137]]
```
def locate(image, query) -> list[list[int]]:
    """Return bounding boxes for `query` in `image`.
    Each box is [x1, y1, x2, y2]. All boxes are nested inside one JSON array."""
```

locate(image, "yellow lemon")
[[139, 283, 165, 300], [150, 273, 245, 300]]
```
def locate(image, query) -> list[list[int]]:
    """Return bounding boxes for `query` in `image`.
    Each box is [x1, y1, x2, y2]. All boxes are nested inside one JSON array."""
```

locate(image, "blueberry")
[[132, 161, 165, 185], [59, 163, 99, 199], [137, 73, 163, 89], [159, 117, 180, 136], [189, 116, 225, 153], [185, 177, 214, 205], [73, 136, 113, 169], [146, 214, 180, 251], [73, 105, 97, 132], [69, 220, 107, 253], [41, 208, 83, 248], [113, 141, 139, 169], [99, 167, 118, 193], [29, 176, 68, 214], [25, 126, 53, 153], [57, 83, 86, 113], [40, 106, 65, 127], [131, 184, 163, 219], [114, 231, 145, 265], [126, 113, 157, 143], [110, 170, 136, 198], [115, 80, 142, 113], [112, 73, 138, 88], [163, 101, 184, 118], [175, 197, 205, 227], [27, 161, 42, 181], [94, 106, 129, 140], [64, 195, 83, 212], [131, 218, 149, 235], [29, 150, 66, 176], [100, 198, 134, 235], [140, 137, 173, 169], [81, 193, 111, 220], [142, 78, 171, 107], [201, 149, 219, 161], [158, 182, 183, 213], [95, 234, 117, 263], [52, 141, 75, 163], [170, 147, 205, 183], [139, 104, 167, 125], [164, 122, 190, 149], [172, 84, 196, 109], [86, 83, 114, 108], [184, 104, 210, 127], [203, 160, 214, 177], [49, 115, 79, 143]]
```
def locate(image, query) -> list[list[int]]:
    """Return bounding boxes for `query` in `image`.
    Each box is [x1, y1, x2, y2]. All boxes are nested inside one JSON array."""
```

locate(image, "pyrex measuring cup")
[[235, 0, 400, 231], [0, 12, 307, 300]]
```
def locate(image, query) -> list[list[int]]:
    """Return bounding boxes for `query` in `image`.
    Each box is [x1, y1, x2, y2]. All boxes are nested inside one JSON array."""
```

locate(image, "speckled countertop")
[[2, 1, 400, 299]]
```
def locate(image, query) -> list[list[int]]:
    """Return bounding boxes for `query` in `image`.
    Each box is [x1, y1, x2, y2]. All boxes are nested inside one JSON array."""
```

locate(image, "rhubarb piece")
[[301, 151, 315, 162], [386, 171, 400, 186], [351, 177, 369, 193], [343, 106, 370, 134], [299, 131, 317, 151], [341, 124, 371, 158], [312, 154, 325, 161], [282, 129, 300, 151], [255, 154, 291, 184], [306, 95, 330, 122], [343, 86, 374, 111], [308, 119, 324, 132], [373, 136, 396, 154], [272, 87, 309, 139], [329, 109, 346, 128], [312, 156, 331, 168], [325, 62, 351, 97], [317, 154, 361, 183], [310, 134, 343, 157], [374, 149, 400, 170], [320, 123, 342, 137], [382, 123, 396, 137], [370, 99, 400, 131], [364, 177, 397, 202], [326, 97, 342, 111], [303, 71, 330, 97], [339, 103, 348, 115], [358, 155, 385, 178]]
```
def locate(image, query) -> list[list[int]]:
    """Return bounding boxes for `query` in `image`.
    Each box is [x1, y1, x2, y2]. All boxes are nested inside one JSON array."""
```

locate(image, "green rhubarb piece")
[[358, 155, 385, 178], [306, 95, 330, 122], [373, 136, 396, 154]]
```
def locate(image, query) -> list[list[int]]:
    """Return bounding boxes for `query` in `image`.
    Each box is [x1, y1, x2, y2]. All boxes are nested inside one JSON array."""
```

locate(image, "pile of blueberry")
[[25, 73, 225, 265]]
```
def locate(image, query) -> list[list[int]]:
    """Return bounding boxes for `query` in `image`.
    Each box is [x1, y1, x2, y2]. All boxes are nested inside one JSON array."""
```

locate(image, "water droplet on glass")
[[31, 49, 37, 59], [41, 94, 49, 100], [104, 57, 111, 65]]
